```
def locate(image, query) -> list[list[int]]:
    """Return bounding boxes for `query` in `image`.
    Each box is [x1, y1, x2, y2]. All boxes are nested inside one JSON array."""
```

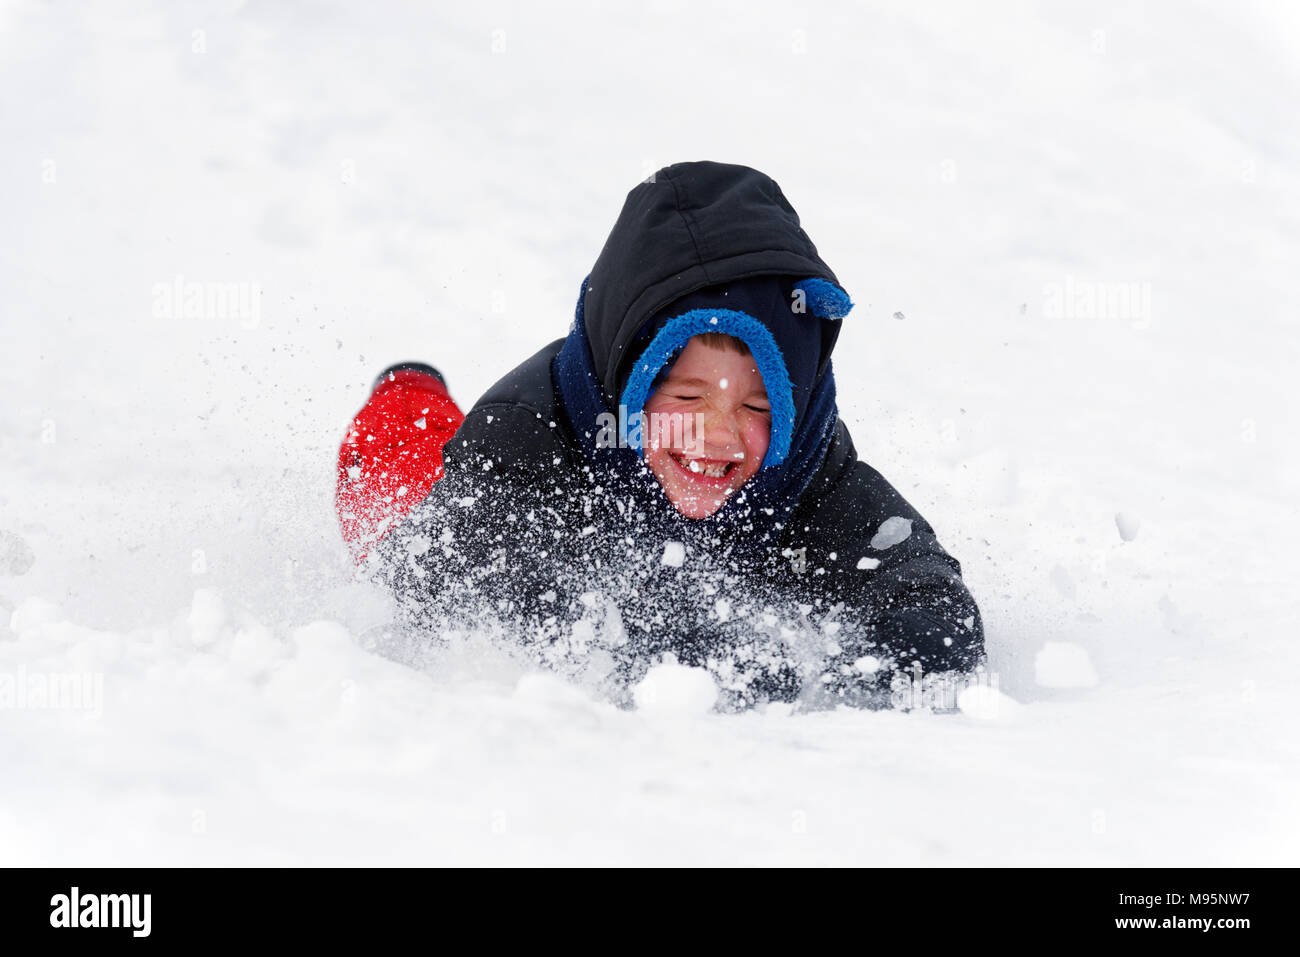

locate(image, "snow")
[[2, 0, 1298, 865], [957, 684, 1021, 722], [0, 531, 36, 577], [661, 541, 686, 567], [1034, 641, 1101, 689]]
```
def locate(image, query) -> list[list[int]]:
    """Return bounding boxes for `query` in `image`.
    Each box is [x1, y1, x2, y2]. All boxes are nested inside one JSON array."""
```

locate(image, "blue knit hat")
[[617, 275, 851, 467]]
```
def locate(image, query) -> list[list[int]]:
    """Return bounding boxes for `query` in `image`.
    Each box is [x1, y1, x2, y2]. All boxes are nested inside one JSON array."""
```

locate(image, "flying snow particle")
[[870, 517, 913, 550], [853, 655, 880, 674], [661, 541, 685, 567], [1115, 512, 1141, 542], [857, 556, 880, 570]]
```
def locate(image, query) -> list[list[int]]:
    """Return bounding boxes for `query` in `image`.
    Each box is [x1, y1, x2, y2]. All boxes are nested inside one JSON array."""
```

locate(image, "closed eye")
[[745, 403, 771, 413]]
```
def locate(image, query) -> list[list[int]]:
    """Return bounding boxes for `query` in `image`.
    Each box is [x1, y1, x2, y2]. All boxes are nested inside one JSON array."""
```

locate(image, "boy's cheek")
[[744, 420, 772, 463]]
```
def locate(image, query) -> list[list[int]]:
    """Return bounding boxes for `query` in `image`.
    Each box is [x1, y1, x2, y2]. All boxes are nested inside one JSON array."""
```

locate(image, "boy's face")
[[642, 336, 771, 519]]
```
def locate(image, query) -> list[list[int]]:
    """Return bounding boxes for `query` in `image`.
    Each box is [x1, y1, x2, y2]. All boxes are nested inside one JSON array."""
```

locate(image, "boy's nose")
[[698, 407, 742, 454]]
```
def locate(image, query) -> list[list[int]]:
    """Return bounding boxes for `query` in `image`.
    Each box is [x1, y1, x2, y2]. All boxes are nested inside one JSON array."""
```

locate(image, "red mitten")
[[336, 366, 465, 562]]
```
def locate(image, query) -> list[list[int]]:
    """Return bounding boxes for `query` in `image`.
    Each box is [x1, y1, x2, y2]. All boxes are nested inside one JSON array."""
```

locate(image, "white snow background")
[[1, 0, 1297, 865]]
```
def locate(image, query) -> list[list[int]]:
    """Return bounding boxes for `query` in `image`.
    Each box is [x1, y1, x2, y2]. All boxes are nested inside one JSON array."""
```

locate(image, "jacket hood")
[[580, 161, 851, 410], [552, 161, 852, 553]]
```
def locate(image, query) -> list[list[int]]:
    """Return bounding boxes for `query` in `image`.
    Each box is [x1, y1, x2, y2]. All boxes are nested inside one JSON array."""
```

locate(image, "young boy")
[[336, 161, 985, 709]]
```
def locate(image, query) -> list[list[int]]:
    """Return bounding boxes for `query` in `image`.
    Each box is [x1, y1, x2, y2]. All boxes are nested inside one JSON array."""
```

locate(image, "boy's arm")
[[793, 424, 986, 680], [856, 511, 985, 672]]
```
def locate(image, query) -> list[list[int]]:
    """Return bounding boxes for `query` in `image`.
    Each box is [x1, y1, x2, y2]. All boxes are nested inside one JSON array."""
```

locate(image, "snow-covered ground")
[[2, 0, 1297, 865]]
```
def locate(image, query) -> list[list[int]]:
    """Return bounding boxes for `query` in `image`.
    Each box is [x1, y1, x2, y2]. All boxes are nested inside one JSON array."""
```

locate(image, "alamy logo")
[[891, 664, 999, 712], [1043, 275, 1152, 327], [152, 274, 262, 328], [594, 406, 706, 455], [49, 887, 151, 937], [0, 666, 103, 718]]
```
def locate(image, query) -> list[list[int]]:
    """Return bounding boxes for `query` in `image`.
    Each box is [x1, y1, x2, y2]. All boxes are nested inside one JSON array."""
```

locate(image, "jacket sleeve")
[[788, 424, 986, 692]]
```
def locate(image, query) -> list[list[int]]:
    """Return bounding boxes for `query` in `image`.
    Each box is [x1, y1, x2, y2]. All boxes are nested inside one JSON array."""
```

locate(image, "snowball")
[[957, 684, 1021, 721], [856, 556, 880, 570], [870, 517, 913, 550], [1034, 641, 1099, 688], [661, 541, 685, 567], [188, 588, 227, 648], [9, 596, 62, 635], [1115, 512, 1141, 542], [633, 654, 718, 716], [853, 655, 880, 674]]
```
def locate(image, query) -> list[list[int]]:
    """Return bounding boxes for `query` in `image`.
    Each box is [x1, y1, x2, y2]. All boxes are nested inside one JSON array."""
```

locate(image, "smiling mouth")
[[668, 452, 739, 480]]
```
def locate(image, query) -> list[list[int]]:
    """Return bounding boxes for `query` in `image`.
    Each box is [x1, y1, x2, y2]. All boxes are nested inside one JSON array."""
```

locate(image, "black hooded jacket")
[[375, 161, 985, 710]]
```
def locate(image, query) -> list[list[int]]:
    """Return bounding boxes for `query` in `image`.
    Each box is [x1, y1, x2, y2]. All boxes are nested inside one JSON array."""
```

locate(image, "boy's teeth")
[[680, 456, 728, 478]]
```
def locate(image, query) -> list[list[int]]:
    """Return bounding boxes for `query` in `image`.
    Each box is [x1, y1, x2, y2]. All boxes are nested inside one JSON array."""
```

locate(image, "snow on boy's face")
[[642, 335, 771, 519]]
